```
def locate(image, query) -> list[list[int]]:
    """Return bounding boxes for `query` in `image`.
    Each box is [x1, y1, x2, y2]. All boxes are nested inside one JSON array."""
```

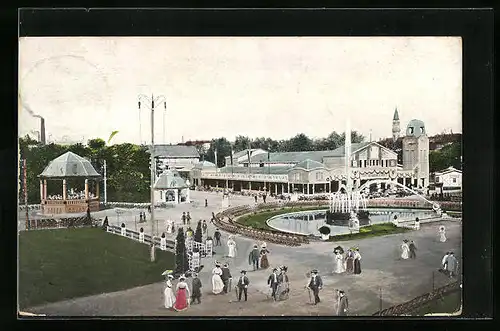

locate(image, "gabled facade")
[[433, 166, 462, 192]]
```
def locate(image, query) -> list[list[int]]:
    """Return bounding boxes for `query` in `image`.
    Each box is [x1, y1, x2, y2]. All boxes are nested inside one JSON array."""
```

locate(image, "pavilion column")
[[43, 180, 47, 200], [274, 183, 278, 195], [85, 179, 89, 199], [225, 180, 228, 189], [302, 184, 305, 194], [312, 184, 315, 194], [324, 183, 327, 193], [62, 179, 67, 200], [39, 180, 44, 201], [96, 181, 100, 198]]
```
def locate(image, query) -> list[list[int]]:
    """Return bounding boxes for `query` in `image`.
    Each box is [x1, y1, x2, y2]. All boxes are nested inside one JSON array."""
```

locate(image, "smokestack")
[[40, 117, 46, 145]]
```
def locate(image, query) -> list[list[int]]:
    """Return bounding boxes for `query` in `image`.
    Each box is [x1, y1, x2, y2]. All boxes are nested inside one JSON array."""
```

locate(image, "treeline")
[[19, 131, 461, 204], [203, 131, 365, 168]]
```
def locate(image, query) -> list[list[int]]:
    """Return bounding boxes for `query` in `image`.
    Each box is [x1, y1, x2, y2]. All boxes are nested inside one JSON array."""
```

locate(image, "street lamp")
[[138, 94, 167, 262]]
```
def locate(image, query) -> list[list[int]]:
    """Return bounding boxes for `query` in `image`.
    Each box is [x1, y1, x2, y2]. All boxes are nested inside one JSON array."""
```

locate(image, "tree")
[[206, 137, 232, 167], [194, 220, 203, 243], [233, 135, 251, 152], [174, 227, 189, 275], [287, 133, 314, 152]]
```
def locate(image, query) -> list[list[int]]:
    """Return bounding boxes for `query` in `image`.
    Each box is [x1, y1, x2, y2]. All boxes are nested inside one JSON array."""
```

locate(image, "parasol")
[[334, 246, 344, 254]]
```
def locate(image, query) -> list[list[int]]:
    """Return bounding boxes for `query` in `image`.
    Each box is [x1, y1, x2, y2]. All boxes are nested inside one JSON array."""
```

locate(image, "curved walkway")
[[25, 191, 462, 316]]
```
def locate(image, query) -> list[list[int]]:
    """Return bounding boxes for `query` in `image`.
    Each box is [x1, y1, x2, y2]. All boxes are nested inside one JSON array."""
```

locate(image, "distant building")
[[433, 166, 462, 193], [224, 148, 268, 167], [392, 107, 401, 142], [151, 144, 200, 178], [402, 119, 430, 188], [191, 113, 430, 194]]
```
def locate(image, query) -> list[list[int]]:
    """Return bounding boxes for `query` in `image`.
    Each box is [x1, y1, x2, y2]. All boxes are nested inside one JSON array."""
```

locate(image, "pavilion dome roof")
[[291, 159, 326, 171], [154, 169, 188, 190], [39, 151, 101, 178]]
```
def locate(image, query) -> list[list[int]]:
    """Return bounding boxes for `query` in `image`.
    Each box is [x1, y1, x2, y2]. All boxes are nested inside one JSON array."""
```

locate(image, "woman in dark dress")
[[260, 244, 270, 269], [345, 249, 355, 274], [353, 248, 362, 274]]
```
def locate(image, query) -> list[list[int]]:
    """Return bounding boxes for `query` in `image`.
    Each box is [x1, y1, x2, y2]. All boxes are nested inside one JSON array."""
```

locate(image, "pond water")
[[266, 208, 437, 237]]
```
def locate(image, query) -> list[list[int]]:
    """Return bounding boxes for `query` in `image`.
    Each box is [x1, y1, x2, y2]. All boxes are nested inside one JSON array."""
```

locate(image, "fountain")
[[326, 119, 370, 227], [264, 119, 444, 238]]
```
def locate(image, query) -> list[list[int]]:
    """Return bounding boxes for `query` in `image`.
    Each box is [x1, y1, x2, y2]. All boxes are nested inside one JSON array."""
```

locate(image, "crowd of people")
[[46, 190, 96, 200]]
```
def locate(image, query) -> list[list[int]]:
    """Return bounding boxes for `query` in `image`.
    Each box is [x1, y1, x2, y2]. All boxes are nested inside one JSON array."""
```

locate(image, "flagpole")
[[214, 149, 218, 174]]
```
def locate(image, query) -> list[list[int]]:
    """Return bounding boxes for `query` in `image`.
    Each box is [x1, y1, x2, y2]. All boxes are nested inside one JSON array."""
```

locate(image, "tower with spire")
[[392, 107, 401, 142]]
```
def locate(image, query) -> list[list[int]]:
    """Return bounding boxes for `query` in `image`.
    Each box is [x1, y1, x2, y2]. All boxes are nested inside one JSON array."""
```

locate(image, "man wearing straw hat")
[[306, 269, 323, 305]]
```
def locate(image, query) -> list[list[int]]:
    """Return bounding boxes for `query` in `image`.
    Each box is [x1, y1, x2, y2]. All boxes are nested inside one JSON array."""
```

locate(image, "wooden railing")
[[105, 225, 175, 251]]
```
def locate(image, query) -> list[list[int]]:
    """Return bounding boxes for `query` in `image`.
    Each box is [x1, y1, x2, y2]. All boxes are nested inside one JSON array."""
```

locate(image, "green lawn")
[[18, 228, 175, 309], [329, 222, 413, 241], [236, 206, 327, 231], [411, 290, 462, 316]]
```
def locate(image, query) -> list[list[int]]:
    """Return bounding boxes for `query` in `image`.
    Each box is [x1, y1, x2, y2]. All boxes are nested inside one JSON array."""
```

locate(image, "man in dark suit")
[[214, 229, 222, 246], [306, 269, 323, 305], [221, 263, 232, 294], [248, 244, 260, 270], [337, 290, 348, 316], [267, 268, 279, 301], [236, 270, 250, 301], [191, 272, 203, 304]]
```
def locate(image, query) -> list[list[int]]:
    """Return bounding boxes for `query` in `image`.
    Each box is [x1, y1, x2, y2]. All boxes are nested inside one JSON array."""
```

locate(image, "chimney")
[[40, 117, 46, 145]]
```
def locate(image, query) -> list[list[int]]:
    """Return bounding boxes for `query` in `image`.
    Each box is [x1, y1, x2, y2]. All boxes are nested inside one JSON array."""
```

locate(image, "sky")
[[18, 37, 462, 145]]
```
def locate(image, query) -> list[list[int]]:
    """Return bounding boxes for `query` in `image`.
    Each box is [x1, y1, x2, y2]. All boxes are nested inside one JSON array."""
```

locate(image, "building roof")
[[231, 148, 267, 159], [393, 108, 400, 121], [152, 144, 200, 158], [292, 159, 326, 171], [193, 160, 217, 169], [154, 169, 188, 189], [435, 166, 462, 175], [248, 142, 371, 164], [39, 151, 101, 179], [218, 165, 293, 175]]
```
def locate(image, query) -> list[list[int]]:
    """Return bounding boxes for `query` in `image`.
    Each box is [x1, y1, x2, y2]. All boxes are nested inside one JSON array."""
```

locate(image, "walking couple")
[[248, 243, 270, 270]]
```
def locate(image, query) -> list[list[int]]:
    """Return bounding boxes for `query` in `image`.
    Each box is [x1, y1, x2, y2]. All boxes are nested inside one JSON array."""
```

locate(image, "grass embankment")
[[411, 290, 462, 316], [19, 227, 175, 309], [236, 206, 327, 231], [328, 222, 413, 241]]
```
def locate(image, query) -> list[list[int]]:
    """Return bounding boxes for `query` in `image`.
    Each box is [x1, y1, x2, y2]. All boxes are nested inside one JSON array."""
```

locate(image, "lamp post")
[[138, 94, 167, 262]]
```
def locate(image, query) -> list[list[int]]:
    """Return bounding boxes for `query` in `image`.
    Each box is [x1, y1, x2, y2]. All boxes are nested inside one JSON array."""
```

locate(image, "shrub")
[[319, 226, 331, 235]]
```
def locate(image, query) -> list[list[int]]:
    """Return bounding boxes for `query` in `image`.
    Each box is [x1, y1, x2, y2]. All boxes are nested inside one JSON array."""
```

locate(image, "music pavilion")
[[191, 119, 430, 195]]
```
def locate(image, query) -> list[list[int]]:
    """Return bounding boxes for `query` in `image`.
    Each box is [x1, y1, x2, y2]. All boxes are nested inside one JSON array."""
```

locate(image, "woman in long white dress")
[[439, 226, 447, 242], [334, 252, 346, 273], [163, 274, 176, 309], [211, 263, 225, 294], [401, 240, 410, 260], [227, 236, 237, 258]]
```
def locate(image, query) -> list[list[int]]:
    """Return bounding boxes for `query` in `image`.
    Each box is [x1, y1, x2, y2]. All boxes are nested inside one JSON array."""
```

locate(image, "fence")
[[372, 280, 461, 316], [105, 225, 175, 251], [24, 216, 98, 230]]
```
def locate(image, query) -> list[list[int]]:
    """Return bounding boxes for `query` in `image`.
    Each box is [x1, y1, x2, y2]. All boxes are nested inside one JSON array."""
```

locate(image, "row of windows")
[[352, 159, 396, 167]]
